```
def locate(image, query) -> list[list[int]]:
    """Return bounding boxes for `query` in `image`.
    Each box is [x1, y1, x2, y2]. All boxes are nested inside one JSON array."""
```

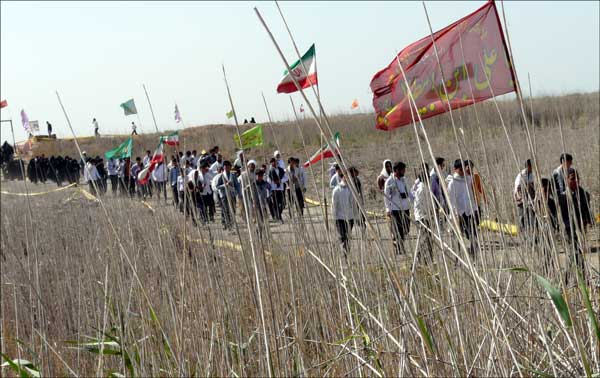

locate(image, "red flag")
[[137, 140, 164, 185], [0, 99, 7, 108], [370, 1, 516, 131]]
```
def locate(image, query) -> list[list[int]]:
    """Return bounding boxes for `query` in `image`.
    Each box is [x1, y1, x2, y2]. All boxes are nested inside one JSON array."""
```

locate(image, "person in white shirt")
[[84, 158, 101, 195], [93, 118, 99, 137], [209, 154, 223, 175], [447, 159, 478, 257], [514, 159, 535, 231], [152, 160, 168, 202], [332, 172, 354, 256], [131, 122, 138, 135], [107, 158, 118, 195], [384, 161, 413, 254], [199, 162, 216, 222], [411, 163, 434, 262], [274, 150, 285, 170], [267, 157, 287, 222]]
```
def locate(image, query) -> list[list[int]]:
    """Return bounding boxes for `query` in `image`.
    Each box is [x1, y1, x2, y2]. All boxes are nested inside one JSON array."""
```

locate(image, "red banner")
[[370, 1, 516, 131]]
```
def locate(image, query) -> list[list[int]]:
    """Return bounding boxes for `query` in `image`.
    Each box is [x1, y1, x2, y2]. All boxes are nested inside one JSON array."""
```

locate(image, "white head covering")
[[274, 150, 280, 158], [247, 159, 256, 167], [380, 159, 392, 178]]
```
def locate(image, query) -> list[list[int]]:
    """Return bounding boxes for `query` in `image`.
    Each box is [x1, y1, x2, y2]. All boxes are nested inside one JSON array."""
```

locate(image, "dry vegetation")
[[1, 91, 599, 376]]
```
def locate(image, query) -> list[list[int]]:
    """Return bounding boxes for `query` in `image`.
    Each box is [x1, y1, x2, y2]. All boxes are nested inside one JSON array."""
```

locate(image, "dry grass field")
[[1, 91, 599, 376]]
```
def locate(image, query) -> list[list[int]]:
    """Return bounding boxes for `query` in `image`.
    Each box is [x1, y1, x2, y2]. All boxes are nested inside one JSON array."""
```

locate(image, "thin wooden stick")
[[221, 64, 272, 377]]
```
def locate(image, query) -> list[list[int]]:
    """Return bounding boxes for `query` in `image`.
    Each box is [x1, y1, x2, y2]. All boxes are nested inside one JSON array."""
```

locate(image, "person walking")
[[384, 161, 413, 254], [215, 160, 240, 230], [552, 153, 573, 196], [412, 163, 434, 262], [332, 172, 354, 256], [93, 118, 99, 136], [558, 168, 593, 282], [152, 160, 168, 202], [84, 157, 101, 195], [47, 121, 53, 137], [131, 122, 138, 135], [130, 157, 142, 198], [107, 157, 118, 195], [255, 169, 272, 226], [349, 166, 365, 230], [430, 157, 446, 212], [377, 159, 392, 192], [447, 159, 479, 258], [267, 157, 287, 222], [286, 157, 306, 216], [169, 158, 180, 209], [514, 159, 536, 232], [464, 160, 486, 222]]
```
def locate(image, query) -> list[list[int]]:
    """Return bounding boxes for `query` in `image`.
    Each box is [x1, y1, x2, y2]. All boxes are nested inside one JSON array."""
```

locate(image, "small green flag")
[[226, 109, 234, 119], [234, 125, 263, 149], [105, 137, 133, 160], [120, 99, 138, 116]]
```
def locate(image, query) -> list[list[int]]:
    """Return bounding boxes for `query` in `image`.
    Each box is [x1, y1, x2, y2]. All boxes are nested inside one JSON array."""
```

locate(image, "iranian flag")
[[277, 44, 317, 94], [163, 131, 179, 146], [138, 139, 164, 185], [303, 132, 340, 168]]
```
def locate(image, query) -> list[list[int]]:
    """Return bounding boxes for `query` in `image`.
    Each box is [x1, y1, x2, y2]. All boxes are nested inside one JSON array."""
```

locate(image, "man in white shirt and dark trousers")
[[384, 161, 413, 255], [107, 158, 118, 195], [514, 159, 535, 232], [332, 172, 354, 256], [447, 159, 479, 258], [411, 163, 434, 263]]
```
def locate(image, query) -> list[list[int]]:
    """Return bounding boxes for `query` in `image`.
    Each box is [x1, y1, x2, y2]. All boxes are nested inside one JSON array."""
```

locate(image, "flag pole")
[[142, 84, 161, 134], [222, 64, 273, 377], [254, 8, 420, 340]]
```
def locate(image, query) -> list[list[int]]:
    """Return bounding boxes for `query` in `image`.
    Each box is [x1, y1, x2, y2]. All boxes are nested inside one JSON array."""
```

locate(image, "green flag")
[[120, 99, 138, 116], [105, 137, 133, 159], [226, 109, 234, 119], [234, 125, 263, 149]]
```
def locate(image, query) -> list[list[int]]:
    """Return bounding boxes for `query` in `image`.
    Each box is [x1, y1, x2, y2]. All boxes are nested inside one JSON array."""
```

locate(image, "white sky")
[[1, 1, 599, 142]]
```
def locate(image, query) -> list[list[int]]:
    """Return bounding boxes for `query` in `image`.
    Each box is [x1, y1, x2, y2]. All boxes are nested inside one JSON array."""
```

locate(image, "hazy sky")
[[1, 1, 598, 142]]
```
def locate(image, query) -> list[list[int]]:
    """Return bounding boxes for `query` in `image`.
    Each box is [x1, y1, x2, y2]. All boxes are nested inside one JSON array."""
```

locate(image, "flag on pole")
[[233, 125, 263, 149], [30, 121, 40, 132], [0, 99, 7, 108], [226, 109, 234, 119], [105, 137, 133, 160], [351, 99, 359, 109], [162, 131, 179, 146], [120, 99, 138, 116], [276, 44, 318, 94], [370, 0, 516, 131], [20, 109, 30, 133], [174, 104, 182, 123], [138, 139, 164, 185], [303, 132, 340, 168]]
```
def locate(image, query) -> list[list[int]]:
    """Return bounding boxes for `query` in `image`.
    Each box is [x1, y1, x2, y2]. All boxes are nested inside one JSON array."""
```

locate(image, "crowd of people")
[[2, 139, 594, 276]]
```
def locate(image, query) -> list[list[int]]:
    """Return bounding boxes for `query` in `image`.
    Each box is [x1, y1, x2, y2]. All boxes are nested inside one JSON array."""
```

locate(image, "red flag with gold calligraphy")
[[370, 0, 516, 131]]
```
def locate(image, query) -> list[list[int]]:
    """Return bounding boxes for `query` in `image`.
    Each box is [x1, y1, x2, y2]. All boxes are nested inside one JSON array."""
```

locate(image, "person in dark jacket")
[[558, 168, 593, 280]]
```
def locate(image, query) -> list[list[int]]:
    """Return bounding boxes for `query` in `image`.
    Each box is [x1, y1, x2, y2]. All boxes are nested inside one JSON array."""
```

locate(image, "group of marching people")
[[166, 147, 309, 231], [27, 154, 81, 185], [333, 152, 593, 274], [83, 146, 310, 233], [80, 143, 594, 272]]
